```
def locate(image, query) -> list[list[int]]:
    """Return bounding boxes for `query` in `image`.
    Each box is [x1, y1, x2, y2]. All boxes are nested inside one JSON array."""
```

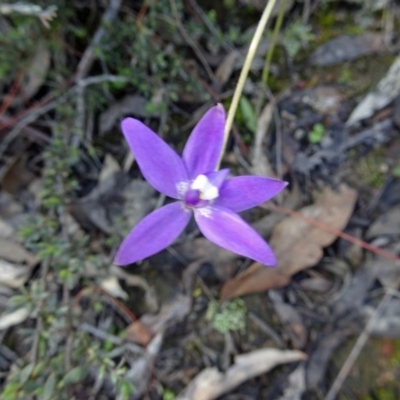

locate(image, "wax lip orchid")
[[115, 104, 287, 266]]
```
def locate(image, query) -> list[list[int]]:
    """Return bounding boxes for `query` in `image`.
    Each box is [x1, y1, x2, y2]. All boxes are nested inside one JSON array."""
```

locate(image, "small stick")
[[263, 203, 400, 262], [218, 0, 279, 167], [325, 291, 392, 400]]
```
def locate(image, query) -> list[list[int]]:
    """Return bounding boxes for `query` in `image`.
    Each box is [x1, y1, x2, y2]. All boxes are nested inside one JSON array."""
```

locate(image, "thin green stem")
[[217, 0, 279, 168], [255, 0, 287, 116]]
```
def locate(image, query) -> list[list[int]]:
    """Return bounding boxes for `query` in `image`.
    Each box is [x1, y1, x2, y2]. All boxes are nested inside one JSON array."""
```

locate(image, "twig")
[[263, 203, 400, 262], [169, 0, 215, 81], [187, 0, 235, 53], [0, 90, 73, 159], [79, 323, 143, 354], [74, 0, 122, 140], [75, 0, 122, 82], [0, 73, 22, 117], [0, 75, 128, 160], [325, 291, 392, 400], [0, 3, 57, 28], [218, 0, 279, 167], [74, 286, 137, 324], [31, 257, 51, 365]]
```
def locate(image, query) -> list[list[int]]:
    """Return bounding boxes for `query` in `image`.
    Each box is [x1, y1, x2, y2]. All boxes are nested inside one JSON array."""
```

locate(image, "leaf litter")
[[1, 1, 400, 398], [221, 185, 358, 300]]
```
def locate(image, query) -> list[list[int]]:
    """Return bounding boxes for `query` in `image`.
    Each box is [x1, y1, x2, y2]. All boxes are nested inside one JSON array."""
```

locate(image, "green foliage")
[[308, 123, 325, 144], [392, 164, 400, 177], [239, 96, 257, 134], [163, 387, 176, 400], [206, 298, 247, 334], [1, 102, 135, 398], [282, 22, 315, 59], [0, 17, 41, 79]]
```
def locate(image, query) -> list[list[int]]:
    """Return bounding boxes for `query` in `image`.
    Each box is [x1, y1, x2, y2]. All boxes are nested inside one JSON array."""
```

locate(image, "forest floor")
[[1, 1, 400, 399]]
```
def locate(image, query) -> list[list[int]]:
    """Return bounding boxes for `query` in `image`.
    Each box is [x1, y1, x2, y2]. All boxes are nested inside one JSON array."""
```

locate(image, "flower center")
[[191, 175, 219, 200], [180, 174, 219, 208]]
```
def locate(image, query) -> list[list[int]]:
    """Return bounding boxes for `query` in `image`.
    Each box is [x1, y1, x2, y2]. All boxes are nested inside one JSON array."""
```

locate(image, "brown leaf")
[[124, 320, 155, 347], [125, 293, 191, 346], [1, 156, 35, 194], [176, 348, 306, 400], [221, 185, 357, 300]]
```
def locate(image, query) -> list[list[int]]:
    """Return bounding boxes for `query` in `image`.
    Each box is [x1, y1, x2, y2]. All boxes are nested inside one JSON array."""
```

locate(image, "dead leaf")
[[275, 364, 306, 400], [111, 265, 158, 312], [99, 95, 161, 135], [12, 41, 50, 105], [124, 332, 164, 395], [347, 55, 400, 125], [0, 156, 35, 194], [366, 206, 400, 239], [0, 237, 38, 266], [221, 185, 357, 300], [70, 173, 156, 233], [309, 32, 386, 67], [0, 259, 32, 289], [215, 51, 240, 87], [99, 276, 128, 300], [251, 101, 277, 177], [125, 293, 191, 346], [176, 237, 237, 281], [124, 320, 155, 347], [176, 348, 306, 400], [98, 154, 120, 183], [269, 290, 307, 349], [301, 86, 343, 115], [0, 307, 30, 330]]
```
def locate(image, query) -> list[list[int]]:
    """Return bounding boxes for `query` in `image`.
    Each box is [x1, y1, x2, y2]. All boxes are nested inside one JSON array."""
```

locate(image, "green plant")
[[282, 22, 315, 59], [206, 298, 247, 334], [308, 123, 326, 144]]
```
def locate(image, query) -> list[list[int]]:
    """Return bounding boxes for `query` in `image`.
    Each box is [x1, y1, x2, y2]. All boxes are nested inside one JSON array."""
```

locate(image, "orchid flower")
[[115, 104, 287, 266]]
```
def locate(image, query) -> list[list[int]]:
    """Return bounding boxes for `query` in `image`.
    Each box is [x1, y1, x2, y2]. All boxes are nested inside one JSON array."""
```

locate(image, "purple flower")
[[115, 104, 287, 266]]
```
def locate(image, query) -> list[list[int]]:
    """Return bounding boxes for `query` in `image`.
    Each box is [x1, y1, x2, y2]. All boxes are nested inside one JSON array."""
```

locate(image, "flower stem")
[[218, 0, 279, 167]]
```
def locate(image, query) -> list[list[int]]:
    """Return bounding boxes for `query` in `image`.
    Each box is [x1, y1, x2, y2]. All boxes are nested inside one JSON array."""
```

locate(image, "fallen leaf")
[[12, 41, 50, 106], [309, 32, 386, 67], [111, 265, 158, 312], [300, 86, 343, 115], [124, 332, 164, 395], [275, 364, 306, 400], [70, 173, 156, 233], [98, 153, 120, 183], [221, 185, 357, 300], [214, 51, 240, 87], [347, 55, 400, 125], [0, 237, 38, 266], [176, 348, 306, 400], [251, 101, 277, 177], [0, 307, 30, 330], [366, 206, 400, 239], [99, 276, 128, 300], [0, 259, 32, 288], [0, 156, 35, 194], [99, 95, 160, 135]]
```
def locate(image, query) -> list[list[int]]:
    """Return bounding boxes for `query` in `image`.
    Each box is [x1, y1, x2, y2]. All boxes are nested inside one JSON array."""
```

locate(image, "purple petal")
[[195, 205, 277, 266], [205, 168, 230, 190], [214, 176, 287, 212], [115, 202, 191, 265], [121, 118, 188, 198], [183, 104, 225, 178]]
